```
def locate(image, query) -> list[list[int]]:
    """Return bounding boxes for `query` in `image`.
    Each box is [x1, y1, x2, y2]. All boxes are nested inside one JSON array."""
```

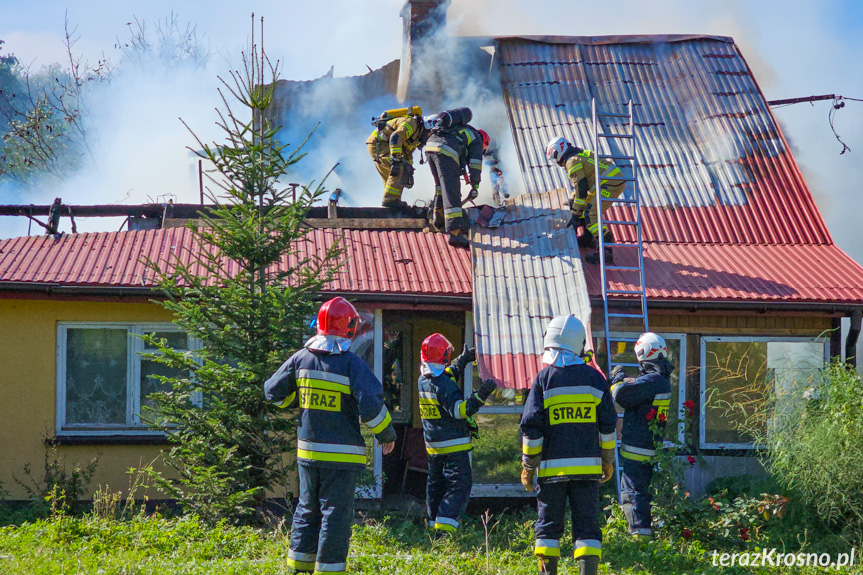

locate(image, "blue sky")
[[0, 0, 861, 264]]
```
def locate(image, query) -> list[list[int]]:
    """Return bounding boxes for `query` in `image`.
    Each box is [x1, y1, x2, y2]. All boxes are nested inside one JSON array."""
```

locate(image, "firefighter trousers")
[[581, 181, 625, 237], [288, 463, 358, 573], [620, 457, 654, 536], [367, 142, 411, 205], [426, 152, 467, 234], [427, 450, 472, 532], [534, 479, 603, 560]]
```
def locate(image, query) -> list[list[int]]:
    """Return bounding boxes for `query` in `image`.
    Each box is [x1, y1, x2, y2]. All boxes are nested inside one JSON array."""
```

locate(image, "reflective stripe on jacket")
[[365, 116, 423, 159], [425, 124, 484, 186], [611, 359, 673, 453], [264, 347, 396, 469], [564, 149, 623, 213], [418, 364, 484, 456], [520, 363, 617, 481]]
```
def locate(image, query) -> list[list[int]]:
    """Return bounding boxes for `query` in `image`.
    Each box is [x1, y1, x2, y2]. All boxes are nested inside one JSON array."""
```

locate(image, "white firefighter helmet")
[[423, 115, 440, 131], [543, 314, 586, 355], [546, 136, 572, 165], [634, 332, 668, 362]]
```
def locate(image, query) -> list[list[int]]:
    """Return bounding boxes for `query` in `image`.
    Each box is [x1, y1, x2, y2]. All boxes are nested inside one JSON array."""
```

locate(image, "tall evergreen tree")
[[143, 17, 341, 524]]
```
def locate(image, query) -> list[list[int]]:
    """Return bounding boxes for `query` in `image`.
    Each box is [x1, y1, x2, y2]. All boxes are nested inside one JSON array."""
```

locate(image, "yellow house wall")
[[0, 298, 176, 500]]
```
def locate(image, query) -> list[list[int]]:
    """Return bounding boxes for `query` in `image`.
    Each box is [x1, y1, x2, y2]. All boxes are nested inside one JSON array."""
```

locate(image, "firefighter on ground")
[[546, 136, 626, 265], [424, 107, 490, 248], [609, 332, 673, 541], [418, 333, 497, 534], [520, 315, 617, 575], [264, 297, 397, 574], [367, 107, 429, 210]]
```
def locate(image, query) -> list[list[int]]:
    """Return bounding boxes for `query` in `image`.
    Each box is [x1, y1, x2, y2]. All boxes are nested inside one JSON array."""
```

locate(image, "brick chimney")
[[397, 0, 451, 103]]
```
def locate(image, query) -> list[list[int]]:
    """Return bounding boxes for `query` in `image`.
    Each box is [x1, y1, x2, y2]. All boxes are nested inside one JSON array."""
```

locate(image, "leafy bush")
[[14, 443, 98, 517], [736, 360, 863, 539]]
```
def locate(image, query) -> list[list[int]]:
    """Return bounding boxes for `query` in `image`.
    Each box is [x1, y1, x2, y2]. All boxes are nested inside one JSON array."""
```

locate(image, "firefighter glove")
[[600, 459, 615, 484], [610, 365, 626, 384], [478, 378, 498, 402], [389, 157, 403, 177], [466, 416, 480, 439], [462, 344, 476, 364], [521, 467, 538, 492]]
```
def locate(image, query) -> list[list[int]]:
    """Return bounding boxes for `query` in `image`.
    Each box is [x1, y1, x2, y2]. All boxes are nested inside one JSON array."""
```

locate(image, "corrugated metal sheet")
[[0, 227, 472, 297], [581, 241, 863, 303], [496, 36, 832, 245], [471, 189, 593, 388]]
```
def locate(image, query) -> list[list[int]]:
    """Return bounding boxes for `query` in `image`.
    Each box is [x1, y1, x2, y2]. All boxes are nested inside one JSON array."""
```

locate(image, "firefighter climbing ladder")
[[590, 98, 649, 501]]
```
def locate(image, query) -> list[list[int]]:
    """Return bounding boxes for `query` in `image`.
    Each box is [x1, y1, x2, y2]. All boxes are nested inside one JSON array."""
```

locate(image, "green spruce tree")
[[142, 17, 341, 524]]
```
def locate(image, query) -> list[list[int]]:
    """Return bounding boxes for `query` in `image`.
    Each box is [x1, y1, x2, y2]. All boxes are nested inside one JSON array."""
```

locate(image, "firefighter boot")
[[578, 555, 600, 575], [584, 230, 614, 265], [537, 555, 559, 575], [448, 232, 470, 249]]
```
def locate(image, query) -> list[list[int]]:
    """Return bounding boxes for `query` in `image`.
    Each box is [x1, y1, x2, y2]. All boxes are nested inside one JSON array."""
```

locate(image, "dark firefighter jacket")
[[418, 352, 485, 456], [520, 362, 617, 481], [562, 148, 623, 217], [611, 358, 672, 462], [365, 116, 424, 159], [425, 125, 484, 185], [264, 347, 396, 470]]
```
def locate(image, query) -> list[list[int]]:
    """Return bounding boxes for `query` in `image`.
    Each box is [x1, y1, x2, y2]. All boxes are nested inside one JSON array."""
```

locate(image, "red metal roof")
[[0, 227, 473, 298], [496, 36, 833, 246], [582, 241, 863, 303]]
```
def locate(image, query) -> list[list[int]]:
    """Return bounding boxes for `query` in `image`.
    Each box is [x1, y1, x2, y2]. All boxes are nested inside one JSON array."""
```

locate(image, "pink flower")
[[658, 412, 667, 423], [687, 456, 696, 465], [646, 408, 657, 422], [740, 527, 750, 541], [682, 528, 693, 539]]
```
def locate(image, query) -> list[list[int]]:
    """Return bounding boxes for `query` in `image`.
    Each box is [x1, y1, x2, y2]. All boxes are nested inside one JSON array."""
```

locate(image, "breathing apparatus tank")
[[436, 107, 472, 130]]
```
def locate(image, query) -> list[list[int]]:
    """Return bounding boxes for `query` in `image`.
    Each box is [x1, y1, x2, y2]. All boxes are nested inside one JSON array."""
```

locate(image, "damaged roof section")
[[471, 189, 592, 389], [496, 35, 831, 245]]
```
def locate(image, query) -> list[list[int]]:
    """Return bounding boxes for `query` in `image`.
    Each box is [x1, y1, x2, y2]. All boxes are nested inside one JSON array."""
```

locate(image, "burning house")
[[1, 0, 863, 502]]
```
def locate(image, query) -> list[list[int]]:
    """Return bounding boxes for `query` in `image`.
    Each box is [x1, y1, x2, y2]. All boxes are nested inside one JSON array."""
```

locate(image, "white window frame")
[[57, 322, 200, 436], [593, 331, 688, 445], [358, 309, 384, 500], [699, 335, 828, 450]]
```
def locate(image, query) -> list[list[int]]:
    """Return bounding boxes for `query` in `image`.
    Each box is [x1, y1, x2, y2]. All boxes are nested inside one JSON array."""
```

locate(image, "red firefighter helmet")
[[316, 297, 360, 339], [478, 129, 490, 151], [421, 333, 455, 364]]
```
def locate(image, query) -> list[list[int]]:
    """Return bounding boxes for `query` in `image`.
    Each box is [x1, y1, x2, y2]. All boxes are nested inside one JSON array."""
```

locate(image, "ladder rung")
[[602, 176, 637, 182], [611, 362, 641, 368], [607, 289, 644, 295], [598, 133, 633, 139], [596, 113, 630, 118], [604, 243, 639, 248], [610, 337, 640, 342], [608, 313, 646, 319], [603, 198, 638, 204], [606, 265, 641, 271], [603, 220, 639, 225], [598, 154, 635, 161]]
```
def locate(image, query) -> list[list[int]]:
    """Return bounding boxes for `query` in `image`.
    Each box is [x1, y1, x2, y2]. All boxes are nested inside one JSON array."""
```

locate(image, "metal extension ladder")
[[590, 98, 649, 501]]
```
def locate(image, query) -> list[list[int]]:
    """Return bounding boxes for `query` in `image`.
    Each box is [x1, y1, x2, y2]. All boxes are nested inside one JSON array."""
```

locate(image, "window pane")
[[382, 328, 410, 422], [139, 359, 186, 425], [596, 336, 682, 440], [472, 413, 523, 484], [352, 309, 376, 371], [65, 328, 128, 425], [143, 331, 187, 350], [470, 362, 528, 407], [704, 340, 824, 446]]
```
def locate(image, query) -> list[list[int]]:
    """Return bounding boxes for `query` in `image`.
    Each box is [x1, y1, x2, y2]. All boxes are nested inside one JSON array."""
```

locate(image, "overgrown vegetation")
[[140, 17, 340, 524]]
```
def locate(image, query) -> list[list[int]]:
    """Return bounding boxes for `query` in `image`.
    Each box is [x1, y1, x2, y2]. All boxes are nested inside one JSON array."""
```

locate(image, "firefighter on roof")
[[418, 333, 497, 534], [520, 315, 617, 575], [546, 136, 626, 265], [264, 297, 396, 574], [424, 107, 490, 248], [610, 332, 673, 541], [367, 106, 429, 210]]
